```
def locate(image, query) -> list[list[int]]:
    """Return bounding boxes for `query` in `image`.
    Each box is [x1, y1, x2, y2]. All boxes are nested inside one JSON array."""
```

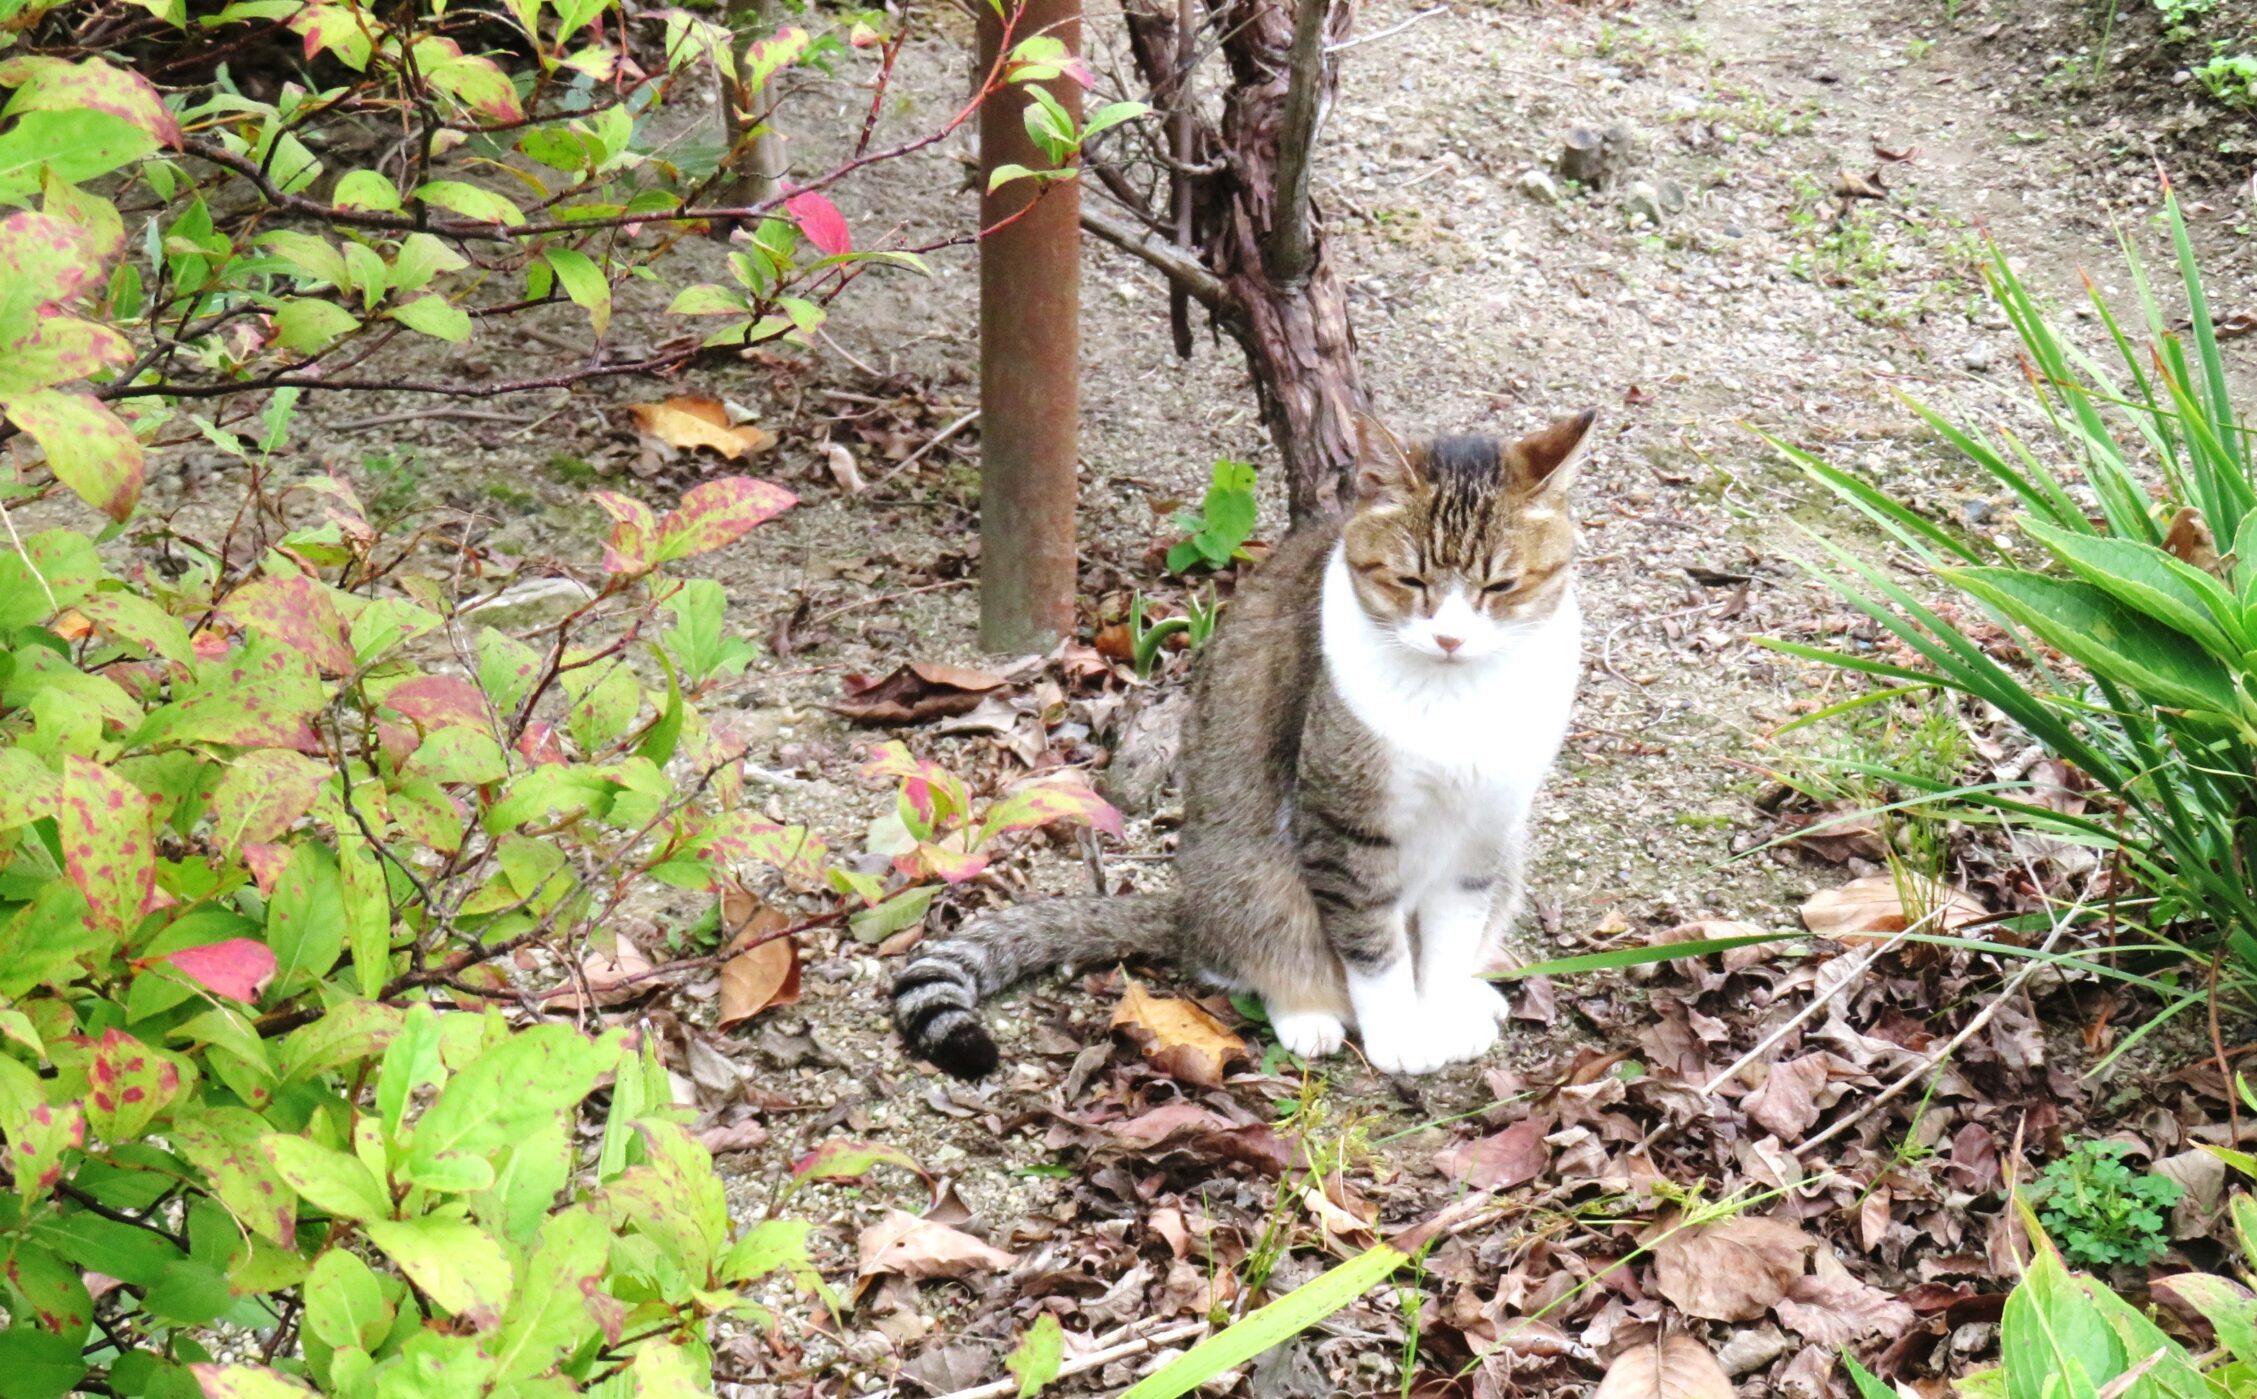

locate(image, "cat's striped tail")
[[891, 893, 1181, 1079]]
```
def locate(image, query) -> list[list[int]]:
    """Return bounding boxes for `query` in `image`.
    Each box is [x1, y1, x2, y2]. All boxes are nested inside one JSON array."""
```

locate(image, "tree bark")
[[976, 0, 1083, 651]]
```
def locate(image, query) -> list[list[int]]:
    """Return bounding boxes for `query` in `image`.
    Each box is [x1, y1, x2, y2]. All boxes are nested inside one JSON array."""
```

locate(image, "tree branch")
[[1262, 0, 1329, 285], [1080, 198, 1230, 312]]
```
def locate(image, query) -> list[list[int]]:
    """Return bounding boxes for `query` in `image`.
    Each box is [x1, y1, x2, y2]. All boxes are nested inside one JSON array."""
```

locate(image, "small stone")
[[1653, 177, 1688, 214], [1516, 168, 1562, 205], [1723, 222, 1745, 238], [1962, 340, 1996, 372], [1959, 497, 1995, 526]]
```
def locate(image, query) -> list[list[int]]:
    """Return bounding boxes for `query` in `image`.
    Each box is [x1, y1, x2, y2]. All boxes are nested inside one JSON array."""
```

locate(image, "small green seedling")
[[1167, 459, 1260, 573]]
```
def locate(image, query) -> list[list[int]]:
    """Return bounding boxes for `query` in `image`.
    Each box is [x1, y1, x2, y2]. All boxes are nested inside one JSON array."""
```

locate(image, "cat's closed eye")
[[1481, 577, 1521, 596], [1394, 575, 1425, 591]]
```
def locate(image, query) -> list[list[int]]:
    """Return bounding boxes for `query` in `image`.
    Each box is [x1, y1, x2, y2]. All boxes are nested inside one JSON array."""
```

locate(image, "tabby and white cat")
[[891, 410, 1595, 1078]]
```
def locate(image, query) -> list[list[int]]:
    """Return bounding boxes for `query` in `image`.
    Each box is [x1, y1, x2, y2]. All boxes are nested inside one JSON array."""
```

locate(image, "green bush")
[[1770, 193, 2257, 1030]]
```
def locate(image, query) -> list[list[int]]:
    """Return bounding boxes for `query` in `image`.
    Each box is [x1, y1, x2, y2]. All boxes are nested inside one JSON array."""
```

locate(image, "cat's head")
[[1339, 410, 1595, 663]]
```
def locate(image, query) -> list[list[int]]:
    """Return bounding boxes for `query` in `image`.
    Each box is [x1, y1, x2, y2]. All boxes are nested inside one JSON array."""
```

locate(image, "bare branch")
[[1081, 197, 1231, 311], [1262, 0, 1330, 285]]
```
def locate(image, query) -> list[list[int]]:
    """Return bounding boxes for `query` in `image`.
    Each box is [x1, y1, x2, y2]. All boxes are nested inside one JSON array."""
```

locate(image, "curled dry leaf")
[[832, 661, 1012, 726], [1111, 976, 1247, 1087], [855, 1208, 1018, 1281], [1800, 873, 1984, 939], [628, 396, 778, 459], [545, 935, 657, 1009], [1649, 1213, 1812, 1322], [717, 888, 801, 1030], [1592, 1334, 1735, 1399]]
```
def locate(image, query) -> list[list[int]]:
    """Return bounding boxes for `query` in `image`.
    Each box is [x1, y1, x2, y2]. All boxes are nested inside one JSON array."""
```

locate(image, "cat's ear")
[[1504, 409, 1597, 498], [1354, 414, 1422, 502]]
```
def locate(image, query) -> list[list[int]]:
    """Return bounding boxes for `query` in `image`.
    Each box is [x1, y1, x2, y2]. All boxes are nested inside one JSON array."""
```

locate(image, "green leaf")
[[1080, 100, 1149, 140], [169, 1106, 296, 1247], [2155, 1272, 2257, 1367], [665, 283, 745, 316], [490, 1205, 611, 1381], [544, 247, 611, 337], [406, 1024, 606, 1178], [3, 388, 143, 522], [1122, 1242, 1409, 1399], [261, 1133, 390, 1222], [272, 298, 360, 354], [0, 1326, 85, 1399], [1007, 1313, 1064, 1398], [389, 231, 469, 294], [332, 169, 401, 212], [388, 293, 472, 343], [266, 841, 346, 989], [2021, 518, 2245, 657], [186, 1364, 319, 1399], [75, 589, 193, 666], [143, 1258, 232, 1326], [0, 110, 157, 194], [414, 180, 524, 226], [32, 1208, 181, 1287], [1944, 567, 2241, 716], [407, 726, 510, 785], [363, 1214, 515, 1326], [304, 1247, 394, 1353], [3, 1244, 90, 1340], [54, 755, 156, 934], [1841, 1354, 1897, 1399], [847, 883, 939, 944]]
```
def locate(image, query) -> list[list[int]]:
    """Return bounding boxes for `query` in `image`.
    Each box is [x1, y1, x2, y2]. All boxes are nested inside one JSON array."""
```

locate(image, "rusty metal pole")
[[976, 0, 1081, 653]]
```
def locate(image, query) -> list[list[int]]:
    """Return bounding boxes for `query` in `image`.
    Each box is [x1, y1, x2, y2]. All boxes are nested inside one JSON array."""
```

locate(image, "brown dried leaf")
[[831, 661, 1013, 726], [1434, 1118, 1551, 1190], [1774, 1272, 1917, 1346], [1650, 1214, 1812, 1321], [1593, 1334, 1735, 1399], [1800, 874, 1984, 939], [1111, 976, 1247, 1086], [1743, 1054, 1832, 1138], [547, 935, 656, 1009], [856, 1208, 1018, 1281], [628, 396, 777, 459], [717, 891, 801, 1030]]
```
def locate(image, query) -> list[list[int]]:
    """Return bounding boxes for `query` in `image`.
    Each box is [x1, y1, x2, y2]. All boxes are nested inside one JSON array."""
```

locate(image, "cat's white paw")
[[1360, 981, 1499, 1075], [1269, 1008, 1346, 1059]]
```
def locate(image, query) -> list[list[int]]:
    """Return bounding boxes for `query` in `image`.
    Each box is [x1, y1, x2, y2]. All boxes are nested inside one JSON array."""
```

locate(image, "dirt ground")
[[111, 0, 2257, 1390]]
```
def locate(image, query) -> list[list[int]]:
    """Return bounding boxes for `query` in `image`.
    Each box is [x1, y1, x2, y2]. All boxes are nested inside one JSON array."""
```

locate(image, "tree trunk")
[[1110, 0, 1365, 526], [976, 0, 1083, 651]]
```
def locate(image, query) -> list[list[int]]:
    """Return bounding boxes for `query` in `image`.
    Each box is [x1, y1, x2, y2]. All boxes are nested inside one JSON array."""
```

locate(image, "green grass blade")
[[1121, 1243, 1410, 1399], [1494, 934, 1794, 980]]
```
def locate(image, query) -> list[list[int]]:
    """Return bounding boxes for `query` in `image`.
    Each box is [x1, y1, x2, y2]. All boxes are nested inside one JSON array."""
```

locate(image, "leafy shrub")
[[0, 423, 844, 1397], [0, 0, 1141, 524], [1772, 193, 2257, 1011], [2035, 1139, 2184, 1269], [1167, 460, 1261, 573]]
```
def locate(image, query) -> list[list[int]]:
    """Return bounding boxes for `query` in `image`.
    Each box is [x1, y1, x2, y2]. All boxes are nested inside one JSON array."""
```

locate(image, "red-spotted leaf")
[[0, 55, 183, 146], [383, 674, 489, 730], [74, 590, 194, 667], [900, 842, 989, 885], [210, 750, 329, 850], [170, 1106, 297, 1247], [419, 46, 524, 123], [290, 2, 373, 69], [220, 575, 354, 676], [0, 315, 133, 395], [592, 491, 658, 575], [136, 642, 328, 750], [86, 1029, 185, 1141], [0, 210, 106, 308], [158, 939, 278, 1003], [700, 814, 829, 884], [192, 1365, 322, 1399], [978, 777, 1123, 843], [857, 739, 971, 827], [56, 756, 156, 934], [9, 1101, 84, 1204], [654, 476, 797, 564], [4, 388, 143, 522], [241, 844, 292, 896], [515, 721, 567, 767], [784, 189, 851, 256]]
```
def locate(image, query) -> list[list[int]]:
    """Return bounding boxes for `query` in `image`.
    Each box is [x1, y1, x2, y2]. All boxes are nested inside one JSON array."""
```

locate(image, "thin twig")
[[328, 407, 538, 432], [874, 408, 982, 487], [1323, 4, 1444, 53], [806, 577, 973, 627]]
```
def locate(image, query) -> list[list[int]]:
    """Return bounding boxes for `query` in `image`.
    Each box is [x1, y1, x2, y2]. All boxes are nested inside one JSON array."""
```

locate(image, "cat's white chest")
[[1318, 548, 1580, 830]]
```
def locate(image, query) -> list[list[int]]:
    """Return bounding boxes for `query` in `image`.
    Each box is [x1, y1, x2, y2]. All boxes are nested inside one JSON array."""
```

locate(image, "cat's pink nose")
[[1435, 635, 1463, 654]]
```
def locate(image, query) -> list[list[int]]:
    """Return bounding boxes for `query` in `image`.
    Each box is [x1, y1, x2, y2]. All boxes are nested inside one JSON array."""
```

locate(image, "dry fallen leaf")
[[1649, 1213, 1812, 1322], [628, 396, 777, 460], [1111, 977, 1248, 1086], [825, 441, 866, 494], [1800, 874, 1984, 939], [1774, 1271, 1918, 1346], [1593, 1334, 1735, 1399], [1742, 1053, 1836, 1138], [856, 1208, 1019, 1281], [832, 661, 1013, 726], [1434, 1117, 1551, 1190], [546, 935, 656, 1009], [717, 889, 801, 1030]]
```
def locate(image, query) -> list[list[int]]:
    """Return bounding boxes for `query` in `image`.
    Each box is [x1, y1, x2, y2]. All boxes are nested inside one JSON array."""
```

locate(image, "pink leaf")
[[784, 190, 852, 256], [592, 491, 658, 575], [515, 721, 567, 767], [900, 843, 988, 884], [241, 843, 292, 896], [655, 477, 797, 563], [159, 939, 278, 1003], [384, 675, 489, 730], [220, 575, 355, 676], [979, 778, 1124, 843]]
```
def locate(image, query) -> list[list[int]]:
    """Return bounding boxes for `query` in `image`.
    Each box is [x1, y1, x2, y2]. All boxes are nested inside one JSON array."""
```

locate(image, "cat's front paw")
[[1360, 981, 1501, 1075], [1269, 1007, 1346, 1059]]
